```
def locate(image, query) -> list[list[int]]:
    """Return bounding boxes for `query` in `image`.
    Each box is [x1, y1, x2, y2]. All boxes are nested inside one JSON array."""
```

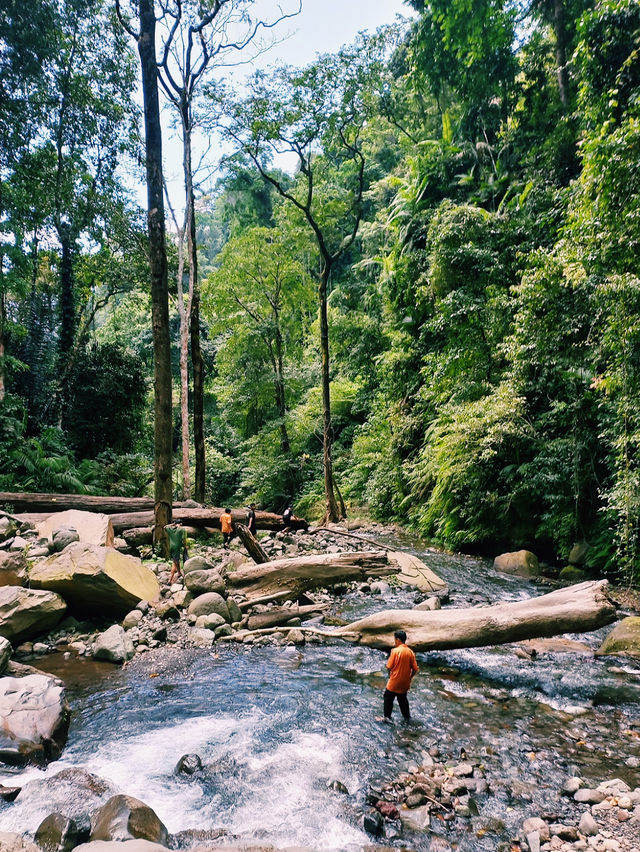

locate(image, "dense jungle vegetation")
[[0, 0, 639, 581]]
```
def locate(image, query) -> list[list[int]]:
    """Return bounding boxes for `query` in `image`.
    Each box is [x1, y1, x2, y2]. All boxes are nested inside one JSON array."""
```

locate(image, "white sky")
[[158, 0, 411, 213]]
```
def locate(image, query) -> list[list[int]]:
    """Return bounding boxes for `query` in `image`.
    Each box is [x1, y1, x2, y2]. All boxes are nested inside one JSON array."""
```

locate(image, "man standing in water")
[[380, 629, 419, 721]]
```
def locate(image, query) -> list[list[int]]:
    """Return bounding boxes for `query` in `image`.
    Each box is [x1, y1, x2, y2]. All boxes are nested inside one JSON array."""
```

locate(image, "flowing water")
[[1, 538, 640, 849]]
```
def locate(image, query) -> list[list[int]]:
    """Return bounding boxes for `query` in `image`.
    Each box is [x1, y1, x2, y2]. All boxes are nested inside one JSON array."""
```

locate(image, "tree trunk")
[[226, 550, 396, 599], [191, 288, 205, 503], [0, 493, 202, 514], [246, 603, 329, 631], [273, 313, 291, 455], [175, 207, 190, 500], [331, 581, 617, 651], [138, 0, 173, 548], [319, 262, 340, 522], [0, 268, 5, 403], [103, 507, 307, 534], [552, 0, 570, 109], [235, 522, 270, 563]]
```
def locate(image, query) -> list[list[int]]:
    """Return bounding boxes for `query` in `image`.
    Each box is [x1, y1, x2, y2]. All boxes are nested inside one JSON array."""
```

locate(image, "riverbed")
[[1, 538, 639, 849]]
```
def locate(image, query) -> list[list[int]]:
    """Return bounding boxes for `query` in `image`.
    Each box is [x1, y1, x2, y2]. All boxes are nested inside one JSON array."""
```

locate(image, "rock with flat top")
[[0, 587, 67, 645], [596, 617, 640, 658], [493, 550, 540, 578], [30, 543, 159, 618], [37, 511, 114, 548]]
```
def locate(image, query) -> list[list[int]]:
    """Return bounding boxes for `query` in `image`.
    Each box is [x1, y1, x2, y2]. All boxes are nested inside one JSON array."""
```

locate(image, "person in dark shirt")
[[247, 503, 257, 535], [282, 504, 293, 528]]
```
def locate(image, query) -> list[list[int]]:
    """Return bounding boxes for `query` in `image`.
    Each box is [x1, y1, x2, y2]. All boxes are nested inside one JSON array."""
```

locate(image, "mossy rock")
[[559, 565, 587, 582], [596, 617, 640, 658]]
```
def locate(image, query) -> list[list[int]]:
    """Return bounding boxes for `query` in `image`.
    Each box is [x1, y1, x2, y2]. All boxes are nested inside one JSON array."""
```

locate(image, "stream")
[[1, 536, 640, 849]]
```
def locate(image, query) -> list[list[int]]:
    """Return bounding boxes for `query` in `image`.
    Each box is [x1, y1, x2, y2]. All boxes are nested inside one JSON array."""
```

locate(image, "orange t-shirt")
[[220, 512, 233, 534], [386, 643, 418, 693]]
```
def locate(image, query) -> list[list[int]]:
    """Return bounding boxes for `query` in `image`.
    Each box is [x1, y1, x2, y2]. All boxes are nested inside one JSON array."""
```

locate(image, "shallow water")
[[1, 539, 640, 849]]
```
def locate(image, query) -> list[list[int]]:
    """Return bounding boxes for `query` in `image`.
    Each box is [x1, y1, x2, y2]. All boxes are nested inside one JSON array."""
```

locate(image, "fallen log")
[[330, 581, 617, 651], [16, 508, 308, 534], [246, 603, 330, 631], [238, 591, 293, 611], [0, 493, 175, 514], [226, 551, 396, 600], [235, 523, 269, 563]]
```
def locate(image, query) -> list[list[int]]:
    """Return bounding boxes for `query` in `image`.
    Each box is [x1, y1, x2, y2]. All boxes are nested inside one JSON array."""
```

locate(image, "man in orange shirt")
[[220, 508, 233, 549], [382, 629, 419, 721]]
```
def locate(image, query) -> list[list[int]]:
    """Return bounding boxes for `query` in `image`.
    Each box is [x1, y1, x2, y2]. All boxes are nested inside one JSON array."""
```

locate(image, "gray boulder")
[[30, 543, 159, 618], [0, 636, 12, 674], [194, 613, 225, 630], [35, 812, 87, 852], [0, 587, 67, 645], [122, 610, 143, 630], [569, 541, 589, 565], [0, 674, 70, 765], [226, 598, 242, 623], [188, 627, 216, 647], [184, 569, 226, 596], [89, 794, 169, 845], [493, 550, 540, 578], [51, 528, 80, 553], [183, 555, 215, 575], [75, 843, 168, 852], [93, 625, 134, 664], [188, 592, 230, 623], [596, 617, 640, 658], [0, 551, 27, 587]]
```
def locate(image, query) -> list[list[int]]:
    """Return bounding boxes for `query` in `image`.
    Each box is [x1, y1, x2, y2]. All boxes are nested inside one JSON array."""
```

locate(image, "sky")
[[159, 0, 412, 212]]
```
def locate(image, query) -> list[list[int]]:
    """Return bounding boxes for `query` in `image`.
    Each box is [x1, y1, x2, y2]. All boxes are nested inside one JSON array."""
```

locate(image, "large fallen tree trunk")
[[246, 603, 329, 631], [330, 581, 617, 651], [226, 551, 397, 600], [0, 493, 177, 514], [16, 507, 307, 534]]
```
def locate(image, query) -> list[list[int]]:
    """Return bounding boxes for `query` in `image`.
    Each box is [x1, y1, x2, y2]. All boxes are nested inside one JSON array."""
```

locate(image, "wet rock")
[[0, 550, 28, 586], [559, 565, 587, 582], [74, 843, 168, 852], [0, 783, 21, 801], [188, 592, 230, 623], [30, 543, 159, 618], [188, 627, 215, 647], [574, 788, 606, 804], [562, 777, 583, 796], [194, 613, 225, 631], [175, 753, 203, 775], [287, 629, 305, 645], [413, 596, 441, 611], [450, 762, 474, 777], [0, 673, 69, 766], [0, 832, 40, 852], [363, 811, 384, 837], [89, 793, 169, 844], [214, 624, 233, 639], [0, 587, 67, 645], [93, 625, 134, 664], [596, 617, 640, 658], [226, 598, 242, 623], [405, 792, 426, 808], [370, 581, 390, 595], [493, 550, 540, 578], [35, 812, 87, 851]]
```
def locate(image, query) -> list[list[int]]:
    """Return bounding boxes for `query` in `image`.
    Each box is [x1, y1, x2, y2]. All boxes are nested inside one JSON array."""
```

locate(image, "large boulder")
[[75, 843, 168, 852], [92, 625, 134, 664], [596, 617, 640, 658], [89, 794, 169, 845], [0, 551, 28, 586], [183, 555, 216, 575], [0, 587, 67, 645], [0, 674, 70, 765], [187, 592, 230, 623], [35, 812, 88, 852], [29, 543, 159, 618], [493, 550, 540, 579], [184, 570, 225, 596], [37, 511, 114, 548], [568, 541, 589, 565]]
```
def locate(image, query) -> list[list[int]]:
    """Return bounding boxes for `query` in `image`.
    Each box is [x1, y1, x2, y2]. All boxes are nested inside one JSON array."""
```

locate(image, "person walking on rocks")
[[220, 508, 234, 549], [166, 519, 188, 585], [246, 503, 257, 535], [380, 629, 418, 722]]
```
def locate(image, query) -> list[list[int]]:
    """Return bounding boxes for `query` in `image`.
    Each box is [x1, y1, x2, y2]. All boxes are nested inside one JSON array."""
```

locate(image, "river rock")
[[596, 617, 640, 658], [30, 543, 160, 618], [93, 625, 134, 663], [562, 776, 583, 795], [569, 541, 589, 565], [195, 613, 225, 630], [559, 565, 587, 582], [399, 804, 431, 831], [35, 812, 87, 851], [122, 610, 143, 630], [0, 674, 69, 765], [0, 833, 40, 852], [0, 587, 67, 645], [413, 596, 441, 611], [89, 794, 169, 844], [574, 788, 606, 804], [226, 598, 242, 623], [188, 627, 215, 647], [0, 550, 28, 586], [579, 812, 598, 835], [183, 555, 216, 575], [0, 517, 18, 541], [0, 636, 12, 674], [175, 753, 203, 775], [51, 528, 81, 553], [75, 843, 168, 852], [37, 511, 114, 548], [184, 570, 226, 596], [522, 817, 550, 841], [188, 592, 230, 623], [493, 550, 540, 578]]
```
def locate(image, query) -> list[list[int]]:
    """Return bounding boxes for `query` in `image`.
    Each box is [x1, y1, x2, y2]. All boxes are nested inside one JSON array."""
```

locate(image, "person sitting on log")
[[166, 519, 188, 585], [379, 629, 419, 723], [220, 508, 234, 549]]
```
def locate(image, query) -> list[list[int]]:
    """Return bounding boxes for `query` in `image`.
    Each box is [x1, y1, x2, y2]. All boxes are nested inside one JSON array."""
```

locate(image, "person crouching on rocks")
[[381, 629, 419, 722], [220, 508, 234, 549], [166, 519, 188, 585]]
